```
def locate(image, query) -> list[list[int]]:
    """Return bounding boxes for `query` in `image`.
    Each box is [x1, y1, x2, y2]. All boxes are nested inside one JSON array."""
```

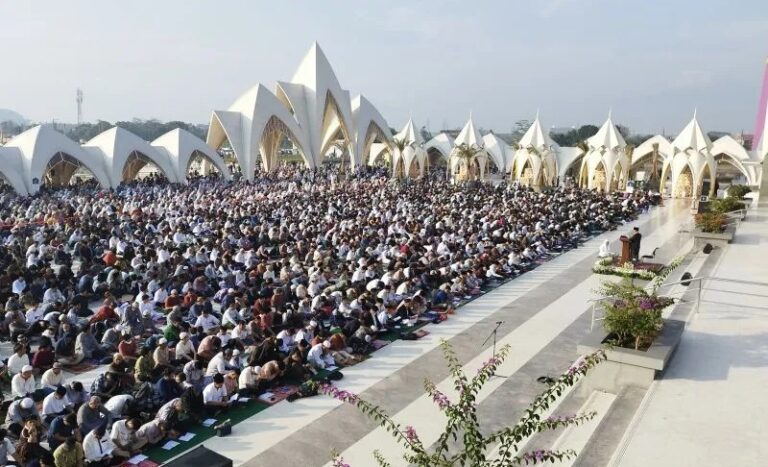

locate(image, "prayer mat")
[[143, 399, 271, 463], [65, 361, 98, 374], [259, 385, 300, 405], [371, 339, 390, 350], [119, 460, 160, 467]]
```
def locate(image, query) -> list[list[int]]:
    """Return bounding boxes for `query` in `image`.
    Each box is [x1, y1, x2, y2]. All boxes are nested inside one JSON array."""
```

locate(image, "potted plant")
[[598, 280, 674, 350], [726, 184, 751, 199], [694, 211, 727, 233]]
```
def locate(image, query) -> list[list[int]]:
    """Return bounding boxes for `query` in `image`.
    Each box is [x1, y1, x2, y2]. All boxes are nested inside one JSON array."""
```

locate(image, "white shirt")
[[175, 340, 196, 361], [202, 383, 227, 404], [307, 344, 334, 369], [40, 368, 65, 389], [7, 353, 29, 375], [206, 353, 228, 376], [42, 392, 71, 416], [194, 314, 220, 332], [83, 431, 115, 461], [11, 374, 35, 398], [110, 419, 136, 448], [104, 394, 134, 417], [238, 367, 260, 389], [11, 278, 26, 295], [276, 330, 295, 353]]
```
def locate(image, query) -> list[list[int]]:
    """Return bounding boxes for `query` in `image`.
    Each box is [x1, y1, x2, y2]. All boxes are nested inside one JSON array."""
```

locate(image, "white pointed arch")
[[0, 147, 30, 195], [557, 147, 585, 180], [82, 126, 178, 185], [710, 135, 757, 185], [367, 142, 391, 166], [425, 133, 454, 163], [208, 84, 310, 178], [152, 128, 231, 180], [352, 95, 393, 167], [284, 43, 357, 167], [5, 125, 111, 193], [482, 133, 509, 173], [632, 135, 672, 167]]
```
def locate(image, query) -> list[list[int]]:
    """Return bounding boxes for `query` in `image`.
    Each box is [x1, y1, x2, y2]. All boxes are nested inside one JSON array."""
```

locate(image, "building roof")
[[587, 112, 626, 151], [672, 111, 712, 153], [518, 114, 556, 151], [454, 115, 484, 148]]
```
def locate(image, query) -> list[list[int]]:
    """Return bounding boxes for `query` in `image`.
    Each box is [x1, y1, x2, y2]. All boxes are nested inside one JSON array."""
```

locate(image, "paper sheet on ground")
[[127, 454, 148, 464], [178, 432, 196, 442], [161, 441, 179, 450], [202, 418, 217, 427]]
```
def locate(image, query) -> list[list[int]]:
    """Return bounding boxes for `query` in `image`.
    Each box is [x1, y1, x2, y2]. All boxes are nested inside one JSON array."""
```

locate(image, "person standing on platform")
[[629, 227, 642, 262]]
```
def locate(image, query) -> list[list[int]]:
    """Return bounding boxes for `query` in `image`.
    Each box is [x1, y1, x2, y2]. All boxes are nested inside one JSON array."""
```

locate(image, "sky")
[[1, 0, 767, 136]]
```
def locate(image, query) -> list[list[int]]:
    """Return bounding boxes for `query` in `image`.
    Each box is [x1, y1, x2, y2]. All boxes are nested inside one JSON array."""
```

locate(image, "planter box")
[[692, 224, 735, 249], [576, 319, 685, 393]]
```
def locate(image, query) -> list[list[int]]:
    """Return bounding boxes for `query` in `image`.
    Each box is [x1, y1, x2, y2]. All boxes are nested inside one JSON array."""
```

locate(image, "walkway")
[[612, 206, 768, 467]]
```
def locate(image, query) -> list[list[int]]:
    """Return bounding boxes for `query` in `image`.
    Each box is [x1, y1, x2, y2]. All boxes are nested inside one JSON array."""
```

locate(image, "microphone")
[[495, 321, 504, 325]]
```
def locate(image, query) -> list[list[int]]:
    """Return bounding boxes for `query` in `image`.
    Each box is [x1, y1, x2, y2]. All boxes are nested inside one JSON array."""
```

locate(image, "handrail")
[[589, 275, 768, 330]]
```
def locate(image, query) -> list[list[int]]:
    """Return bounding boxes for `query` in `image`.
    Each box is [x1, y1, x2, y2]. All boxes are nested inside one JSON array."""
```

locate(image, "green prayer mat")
[[143, 399, 271, 463]]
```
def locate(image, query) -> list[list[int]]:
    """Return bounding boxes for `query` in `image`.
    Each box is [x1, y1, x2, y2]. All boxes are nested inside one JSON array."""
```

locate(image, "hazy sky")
[[2, 0, 767, 135]]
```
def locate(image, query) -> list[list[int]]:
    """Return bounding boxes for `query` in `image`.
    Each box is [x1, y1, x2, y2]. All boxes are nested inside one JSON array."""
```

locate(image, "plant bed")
[[593, 256, 667, 280], [576, 280, 681, 392], [692, 224, 735, 248], [577, 318, 685, 392]]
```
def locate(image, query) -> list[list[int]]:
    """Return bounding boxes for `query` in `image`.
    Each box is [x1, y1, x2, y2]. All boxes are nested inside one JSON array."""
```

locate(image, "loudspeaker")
[[680, 272, 693, 286], [703, 243, 713, 254]]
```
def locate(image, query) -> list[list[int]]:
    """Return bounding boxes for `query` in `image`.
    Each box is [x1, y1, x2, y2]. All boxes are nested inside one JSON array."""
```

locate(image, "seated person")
[[41, 386, 72, 424], [201, 373, 230, 415], [110, 418, 146, 458], [83, 425, 116, 467]]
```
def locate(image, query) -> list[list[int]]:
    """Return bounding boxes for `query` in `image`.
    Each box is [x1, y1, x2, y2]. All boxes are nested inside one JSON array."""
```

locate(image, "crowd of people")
[[0, 166, 655, 467]]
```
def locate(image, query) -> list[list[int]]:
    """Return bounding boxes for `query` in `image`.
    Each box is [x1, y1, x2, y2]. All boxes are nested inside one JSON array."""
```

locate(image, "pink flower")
[[404, 425, 419, 443], [431, 389, 451, 410], [332, 455, 350, 467]]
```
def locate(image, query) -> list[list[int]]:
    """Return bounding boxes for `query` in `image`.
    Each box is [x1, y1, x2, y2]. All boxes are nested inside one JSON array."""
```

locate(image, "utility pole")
[[76, 88, 83, 124]]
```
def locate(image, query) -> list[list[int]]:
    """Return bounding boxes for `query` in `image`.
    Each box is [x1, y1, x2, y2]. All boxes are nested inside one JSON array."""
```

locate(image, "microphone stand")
[[481, 321, 504, 359]]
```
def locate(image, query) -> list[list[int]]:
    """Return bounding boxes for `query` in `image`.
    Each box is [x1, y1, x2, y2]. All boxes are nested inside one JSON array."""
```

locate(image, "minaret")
[[754, 58, 768, 149]]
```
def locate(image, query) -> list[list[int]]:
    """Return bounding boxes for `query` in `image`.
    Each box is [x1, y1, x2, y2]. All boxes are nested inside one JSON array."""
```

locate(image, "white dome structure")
[[207, 42, 392, 179], [0, 124, 227, 195], [662, 111, 716, 198], [4, 124, 112, 193], [511, 114, 559, 188], [579, 112, 630, 191], [152, 128, 232, 180], [391, 119, 427, 179], [482, 132, 510, 175], [450, 115, 488, 180], [83, 126, 179, 185], [424, 133, 454, 168]]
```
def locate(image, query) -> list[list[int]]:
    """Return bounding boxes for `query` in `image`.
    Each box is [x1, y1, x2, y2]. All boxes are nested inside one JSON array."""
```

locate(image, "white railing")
[[589, 276, 768, 330]]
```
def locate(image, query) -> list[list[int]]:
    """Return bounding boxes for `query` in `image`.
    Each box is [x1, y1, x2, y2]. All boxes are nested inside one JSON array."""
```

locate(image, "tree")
[[551, 125, 599, 147], [451, 143, 484, 181], [320, 340, 606, 466], [509, 120, 531, 143]]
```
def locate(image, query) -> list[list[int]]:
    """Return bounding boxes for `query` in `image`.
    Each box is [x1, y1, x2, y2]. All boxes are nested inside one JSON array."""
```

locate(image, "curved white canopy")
[[6, 124, 112, 193], [152, 128, 231, 180], [83, 126, 179, 185], [208, 42, 392, 175]]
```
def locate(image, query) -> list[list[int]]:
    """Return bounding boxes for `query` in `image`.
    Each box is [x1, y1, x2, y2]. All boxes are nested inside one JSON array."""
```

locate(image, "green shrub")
[[726, 184, 751, 199], [709, 197, 744, 213], [598, 280, 673, 350]]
